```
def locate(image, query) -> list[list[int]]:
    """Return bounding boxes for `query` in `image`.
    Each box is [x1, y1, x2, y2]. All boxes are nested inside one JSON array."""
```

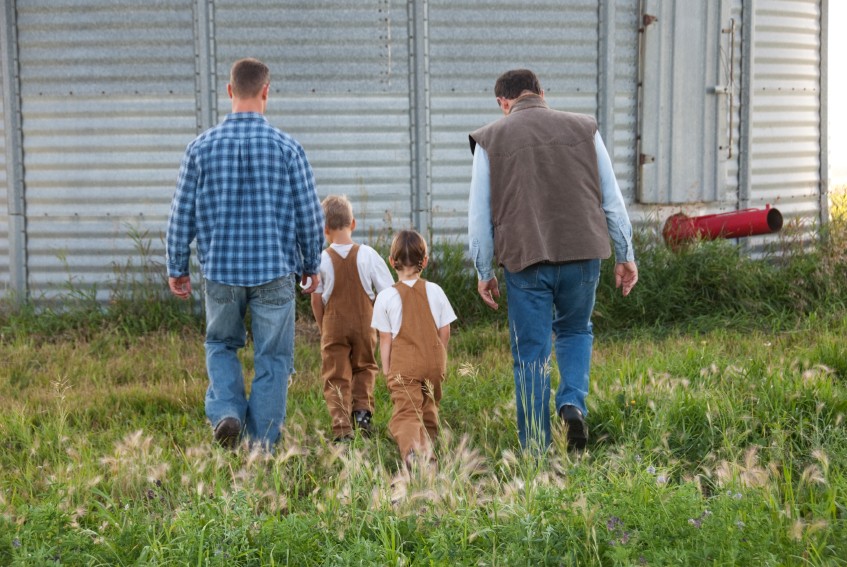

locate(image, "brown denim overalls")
[[320, 245, 378, 438], [385, 278, 447, 459]]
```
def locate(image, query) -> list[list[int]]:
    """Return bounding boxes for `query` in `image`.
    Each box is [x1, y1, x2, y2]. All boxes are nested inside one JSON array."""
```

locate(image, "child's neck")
[[326, 228, 354, 245], [396, 268, 421, 281]]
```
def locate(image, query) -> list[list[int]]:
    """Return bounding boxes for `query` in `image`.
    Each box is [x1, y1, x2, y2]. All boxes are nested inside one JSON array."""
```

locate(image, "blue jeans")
[[504, 260, 600, 451], [204, 275, 296, 448]]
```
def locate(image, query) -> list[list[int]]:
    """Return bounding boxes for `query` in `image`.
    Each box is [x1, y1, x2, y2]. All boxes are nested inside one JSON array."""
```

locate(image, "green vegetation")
[[1, 195, 846, 565]]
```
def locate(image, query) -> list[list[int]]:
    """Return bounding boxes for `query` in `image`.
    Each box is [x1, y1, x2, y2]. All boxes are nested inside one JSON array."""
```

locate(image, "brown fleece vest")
[[469, 95, 611, 272]]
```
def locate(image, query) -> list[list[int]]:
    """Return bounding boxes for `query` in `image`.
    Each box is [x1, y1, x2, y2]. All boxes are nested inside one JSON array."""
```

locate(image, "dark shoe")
[[213, 417, 241, 449], [559, 405, 588, 450], [352, 410, 374, 437]]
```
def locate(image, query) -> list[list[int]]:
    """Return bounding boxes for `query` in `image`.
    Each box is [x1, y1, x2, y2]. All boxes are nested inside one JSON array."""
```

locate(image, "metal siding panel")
[[612, 0, 639, 207], [214, 0, 412, 240], [0, 69, 8, 286], [750, 0, 821, 225], [16, 0, 197, 299], [16, 0, 196, 96], [721, 1, 744, 207], [428, 0, 599, 241]]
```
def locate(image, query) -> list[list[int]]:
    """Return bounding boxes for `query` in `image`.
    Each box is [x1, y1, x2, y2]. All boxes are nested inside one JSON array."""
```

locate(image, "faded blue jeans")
[[204, 275, 296, 449], [504, 260, 600, 451]]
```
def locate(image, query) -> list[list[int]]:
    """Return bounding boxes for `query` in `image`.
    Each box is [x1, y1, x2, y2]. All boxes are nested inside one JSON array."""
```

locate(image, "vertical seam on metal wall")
[[598, 0, 616, 163], [193, 0, 217, 133], [635, 0, 646, 201], [408, 0, 431, 236], [738, 0, 755, 210], [1, 0, 27, 300], [820, 0, 829, 225]]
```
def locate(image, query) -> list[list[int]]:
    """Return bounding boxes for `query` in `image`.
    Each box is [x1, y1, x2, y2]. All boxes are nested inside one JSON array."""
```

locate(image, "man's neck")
[[231, 98, 265, 114]]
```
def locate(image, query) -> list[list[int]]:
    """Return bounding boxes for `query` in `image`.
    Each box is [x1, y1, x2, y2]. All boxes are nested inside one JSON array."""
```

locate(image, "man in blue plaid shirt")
[[166, 58, 324, 450]]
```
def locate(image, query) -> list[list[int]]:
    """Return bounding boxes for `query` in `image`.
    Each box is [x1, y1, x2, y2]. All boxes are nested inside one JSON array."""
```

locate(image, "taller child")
[[166, 58, 324, 450], [311, 195, 394, 441], [468, 69, 638, 452]]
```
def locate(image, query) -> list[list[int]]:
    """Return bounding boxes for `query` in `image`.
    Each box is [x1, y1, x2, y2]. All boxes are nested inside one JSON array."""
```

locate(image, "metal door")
[[638, 0, 734, 204]]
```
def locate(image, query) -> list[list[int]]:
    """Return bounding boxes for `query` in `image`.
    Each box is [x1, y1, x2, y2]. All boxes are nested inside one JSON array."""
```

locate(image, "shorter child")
[[311, 195, 395, 442], [371, 230, 457, 468]]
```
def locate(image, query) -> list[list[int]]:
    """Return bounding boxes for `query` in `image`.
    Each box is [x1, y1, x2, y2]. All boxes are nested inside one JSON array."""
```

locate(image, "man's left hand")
[[614, 262, 638, 297]]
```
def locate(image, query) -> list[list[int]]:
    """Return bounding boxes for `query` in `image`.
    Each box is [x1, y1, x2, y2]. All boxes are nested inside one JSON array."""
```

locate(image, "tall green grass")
[[5, 199, 846, 341], [0, 196, 846, 564], [1, 316, 845, 565]]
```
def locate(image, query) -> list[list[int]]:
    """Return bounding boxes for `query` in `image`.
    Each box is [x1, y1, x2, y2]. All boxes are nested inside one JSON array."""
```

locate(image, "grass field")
[[1, 195, 846, 565], [2, 311, 846, 565]]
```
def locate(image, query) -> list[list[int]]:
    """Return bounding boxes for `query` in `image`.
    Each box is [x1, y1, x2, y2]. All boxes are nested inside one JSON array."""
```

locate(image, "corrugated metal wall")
[[745, 0, 822, 221], [0, 65, 8, 291], [213, 0, 413, 237], [15, 0, 197, 299], [0, 0, 827, 301], [427, 0, 599, 240], [611, 0, 639, 206]]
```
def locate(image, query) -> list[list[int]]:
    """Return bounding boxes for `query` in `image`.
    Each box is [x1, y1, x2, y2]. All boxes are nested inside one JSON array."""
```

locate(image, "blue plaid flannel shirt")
[[166, 113, 324, 287]]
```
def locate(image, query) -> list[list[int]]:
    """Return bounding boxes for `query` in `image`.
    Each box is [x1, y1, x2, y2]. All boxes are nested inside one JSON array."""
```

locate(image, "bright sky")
[[831, 2, 846, 188]]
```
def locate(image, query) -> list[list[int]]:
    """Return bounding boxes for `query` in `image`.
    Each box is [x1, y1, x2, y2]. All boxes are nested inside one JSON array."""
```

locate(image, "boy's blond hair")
[[322, 195, 354, 230]]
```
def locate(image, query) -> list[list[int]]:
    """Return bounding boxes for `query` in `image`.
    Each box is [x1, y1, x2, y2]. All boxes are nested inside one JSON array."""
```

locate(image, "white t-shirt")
[[371, 279, 457, 338], [314, 243, 394, 304]]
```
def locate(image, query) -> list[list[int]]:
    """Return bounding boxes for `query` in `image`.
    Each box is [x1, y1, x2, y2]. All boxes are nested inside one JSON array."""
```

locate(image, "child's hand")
[[300, 273, 320, 294]]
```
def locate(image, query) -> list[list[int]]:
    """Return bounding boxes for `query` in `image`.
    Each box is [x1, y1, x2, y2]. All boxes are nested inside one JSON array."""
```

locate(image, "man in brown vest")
[[468, 69, 638, 452]]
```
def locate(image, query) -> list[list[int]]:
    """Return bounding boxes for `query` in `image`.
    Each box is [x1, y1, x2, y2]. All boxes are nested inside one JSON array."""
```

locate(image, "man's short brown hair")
[[230, 58, 270, 98], [494, 69, 542, 99], [322, 195, 354, 230]]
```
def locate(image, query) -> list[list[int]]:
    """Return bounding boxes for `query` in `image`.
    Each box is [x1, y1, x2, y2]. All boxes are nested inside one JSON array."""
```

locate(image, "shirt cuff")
[[166, 256, 189, 278], [477, 268, 494, 282]]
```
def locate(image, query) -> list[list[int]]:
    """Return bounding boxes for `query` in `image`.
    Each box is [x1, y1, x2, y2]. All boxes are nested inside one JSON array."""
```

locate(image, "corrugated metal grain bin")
[[0, 0, 830, 302]]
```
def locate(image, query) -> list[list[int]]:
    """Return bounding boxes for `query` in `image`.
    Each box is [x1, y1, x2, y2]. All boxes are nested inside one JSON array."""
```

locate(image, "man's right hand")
[[169, 275, 191, 300], [477, 277, 500, 310]]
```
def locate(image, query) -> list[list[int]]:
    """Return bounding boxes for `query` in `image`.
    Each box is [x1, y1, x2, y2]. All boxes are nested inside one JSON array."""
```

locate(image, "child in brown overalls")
[[371, 230, 457, 468], [311, 195, 394, 442]]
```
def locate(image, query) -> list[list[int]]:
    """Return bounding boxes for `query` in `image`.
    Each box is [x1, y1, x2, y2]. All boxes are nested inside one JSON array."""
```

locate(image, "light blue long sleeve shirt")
[[468, 131, 635, 281]]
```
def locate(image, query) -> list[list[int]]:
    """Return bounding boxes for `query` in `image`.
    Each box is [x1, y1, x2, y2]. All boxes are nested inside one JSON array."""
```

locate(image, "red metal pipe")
[[662, 205, 783, 247]]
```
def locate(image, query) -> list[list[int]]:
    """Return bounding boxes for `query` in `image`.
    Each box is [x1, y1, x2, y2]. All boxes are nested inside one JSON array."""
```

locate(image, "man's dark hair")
[[230, 58, 270, 98], [494, 69, 542, 99]]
